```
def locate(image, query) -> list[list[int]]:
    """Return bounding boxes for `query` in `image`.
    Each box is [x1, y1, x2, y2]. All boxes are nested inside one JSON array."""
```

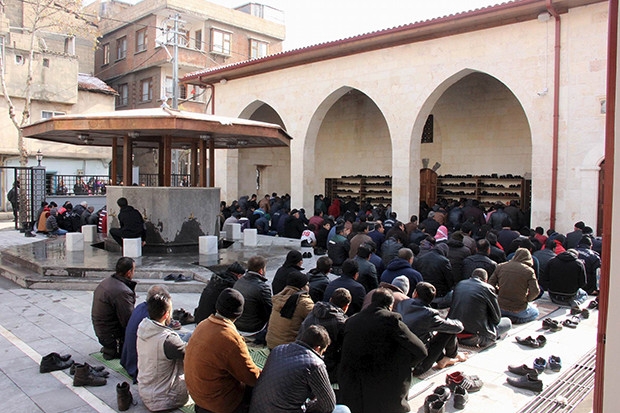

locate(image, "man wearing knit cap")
[[266, 271, 314, 350], [186, 288, 261, 413], [272, 250, 304, 295], [362, 275, 410, 310], [194, 261, 246, 325]]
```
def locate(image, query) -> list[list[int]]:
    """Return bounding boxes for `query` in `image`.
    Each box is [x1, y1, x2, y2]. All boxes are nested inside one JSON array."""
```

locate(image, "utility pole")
[[162, 13, 185, 109]]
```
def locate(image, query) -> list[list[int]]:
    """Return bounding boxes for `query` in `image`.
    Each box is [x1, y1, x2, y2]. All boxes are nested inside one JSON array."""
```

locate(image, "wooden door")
[[419, 168, 437, 208]]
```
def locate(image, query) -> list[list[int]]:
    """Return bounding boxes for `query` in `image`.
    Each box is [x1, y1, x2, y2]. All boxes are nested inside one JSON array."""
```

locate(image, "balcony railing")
[[47, 174, 192, 196]]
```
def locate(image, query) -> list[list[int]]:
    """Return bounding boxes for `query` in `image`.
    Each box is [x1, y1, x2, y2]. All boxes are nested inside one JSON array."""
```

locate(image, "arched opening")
[[418, 72, 532, 225], [309, 88, 391, 211], [237, 101, 290, 197]]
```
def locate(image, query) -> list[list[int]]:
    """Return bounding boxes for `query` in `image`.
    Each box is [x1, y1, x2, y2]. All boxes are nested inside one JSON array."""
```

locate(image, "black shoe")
[[70, 363, 109, 378], [515, 335, 546, 348], [588, 299, 599, 310], [72, 363, 107, 387], [432, 385, 451, 402], [542, 318, 562, 331], [453, 385, 469, 410], [424, 394, 441, 413], [508, 364, 538, 376], [40, 352, 74, 373], [548, 355, 562, 372], [506, 373, 543, 392], [117, 381, 134, 411]]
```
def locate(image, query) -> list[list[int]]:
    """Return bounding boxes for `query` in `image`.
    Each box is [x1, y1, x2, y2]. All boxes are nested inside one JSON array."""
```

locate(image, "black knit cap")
[[227, 261, 245, 275], [287, 271, 309, 289], [216, 288, 244, 319]]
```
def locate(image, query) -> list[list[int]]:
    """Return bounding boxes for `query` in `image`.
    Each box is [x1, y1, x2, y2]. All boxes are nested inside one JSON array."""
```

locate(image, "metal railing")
[[47, 174, 193, 195]]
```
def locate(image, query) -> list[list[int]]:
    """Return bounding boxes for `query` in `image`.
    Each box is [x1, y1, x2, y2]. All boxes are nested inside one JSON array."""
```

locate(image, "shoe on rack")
[[117, 381, 134, 411], [533, 357, 547, 374], [508, 364, 538, 376], [432, 385, 451, 402], [40, 352, 74, 373], [506, 373, 543, 392], [542, 318, 562, 332], [453, 385, 469, 410], [548, 355, 562, 372], [72, 363, 107, 387], [445, 371, 483, 393]]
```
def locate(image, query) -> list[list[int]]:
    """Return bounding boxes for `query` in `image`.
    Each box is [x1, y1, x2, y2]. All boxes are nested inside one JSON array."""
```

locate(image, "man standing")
[[109, 197, 146, 246], [7, 180, 18, 227], [233, 256, 272, 336], [251, 325, 349, 413], [448, 269, 512, 348], [488, 248, 540, 324], [92, 257, 136, 360], [339, 288, 427, 413], [186, 289, 261, 413]]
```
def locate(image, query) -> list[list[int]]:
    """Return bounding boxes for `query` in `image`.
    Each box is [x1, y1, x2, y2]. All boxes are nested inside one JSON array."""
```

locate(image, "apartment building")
[[90, 0, 285, 113]]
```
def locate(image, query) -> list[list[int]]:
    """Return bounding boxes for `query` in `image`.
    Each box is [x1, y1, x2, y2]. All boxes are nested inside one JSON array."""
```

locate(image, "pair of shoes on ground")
[[542, 318, 562, 332], [164, 273, 193, 282], [69, 362, 109, 378], [563, 315, 581, 328], [72, 363, 108, 387], [302, 251, 313, 258], [424, 384, 469, 412], [506, 372, 543, 392], [515, 335, 547, 348], [508, 355, 562, 376], [39, 352, 74, 373], [570, 306, 590, 319], [446, 371, 483, 393], [173, 308, 195, 325]]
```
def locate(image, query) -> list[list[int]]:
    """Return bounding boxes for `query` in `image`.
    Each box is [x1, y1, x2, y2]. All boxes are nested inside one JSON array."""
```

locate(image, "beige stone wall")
[[211, 2, 607, 233]]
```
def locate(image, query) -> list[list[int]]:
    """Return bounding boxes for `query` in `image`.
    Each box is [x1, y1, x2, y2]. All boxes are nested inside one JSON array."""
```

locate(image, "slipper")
[[562, 317, 579, 328], [515, 336, 547, 348]]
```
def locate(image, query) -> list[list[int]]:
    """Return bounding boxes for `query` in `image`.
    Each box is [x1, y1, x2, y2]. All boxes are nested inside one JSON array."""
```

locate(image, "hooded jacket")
[[299, 301, 347, 382], [137, 318, 188, 411], [488, 248, 540, 313], [544, 251, 587, 296], [266, 286, 314, 349], [380, 258, 422, 296]]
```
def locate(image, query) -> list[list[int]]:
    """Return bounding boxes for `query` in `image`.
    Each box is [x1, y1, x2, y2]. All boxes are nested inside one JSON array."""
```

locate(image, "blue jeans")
[[333, 406, 351, 413], [501, 304, 539, 324], [52, 228, 67, 235], [549, 289, 588, 307]]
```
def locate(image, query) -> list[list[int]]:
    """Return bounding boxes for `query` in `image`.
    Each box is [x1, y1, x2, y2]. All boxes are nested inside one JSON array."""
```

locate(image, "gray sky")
[[220, 0, 501, 50]]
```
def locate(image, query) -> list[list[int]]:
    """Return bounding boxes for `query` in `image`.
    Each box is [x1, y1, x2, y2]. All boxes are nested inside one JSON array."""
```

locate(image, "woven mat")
[[534, 301, 562, 320]]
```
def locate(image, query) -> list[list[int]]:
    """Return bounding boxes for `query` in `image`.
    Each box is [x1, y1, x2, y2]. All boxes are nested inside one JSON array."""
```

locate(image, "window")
[[117, 83, 128, 106], [102, 43, 110, 65], [211, 29, 231, 55], [135, 28, 147, 52], [421, 115, 434, 144], [178, 29, 189, 47], [140, 78, 153, 102], [42, 58, 50, 68], [41, 111, 65, 119], [116, 36, 127, 60], [15, 55, 24, 65], [165, 77, 173, 98], [194, 30, 202, 50], [250, 39, 268, 59]]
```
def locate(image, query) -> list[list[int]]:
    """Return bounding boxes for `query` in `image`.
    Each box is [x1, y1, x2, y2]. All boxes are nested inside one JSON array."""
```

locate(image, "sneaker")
[[453, 385, 469, 410], [533, 357, 547, 374], [506, 373, 543, 392], [548, 355, 562, 372], [508, 364, 538, 376], [445, 371, 483, 393]]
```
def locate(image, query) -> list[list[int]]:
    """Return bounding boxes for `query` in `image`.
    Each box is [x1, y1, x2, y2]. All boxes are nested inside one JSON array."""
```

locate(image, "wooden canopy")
[[21, 107, 291, 187]]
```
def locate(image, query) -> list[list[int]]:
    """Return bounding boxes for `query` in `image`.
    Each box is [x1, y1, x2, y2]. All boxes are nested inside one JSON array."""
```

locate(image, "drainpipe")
[[546, 0, 561, 230], [594, 2, 617, 411]]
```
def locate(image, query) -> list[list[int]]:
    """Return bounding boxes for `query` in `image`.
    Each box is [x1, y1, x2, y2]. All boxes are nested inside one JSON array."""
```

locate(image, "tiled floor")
[[0, 225, 598, 413]]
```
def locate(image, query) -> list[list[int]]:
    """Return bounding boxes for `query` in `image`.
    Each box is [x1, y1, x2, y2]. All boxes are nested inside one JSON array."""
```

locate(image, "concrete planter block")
[[199, 235, 218, 255], [123, 238, 142, 257], [66, 232, 84, 251], [82, 225, 97, 242], [244, 229, 258, 246], [229, 223, 242, 240]]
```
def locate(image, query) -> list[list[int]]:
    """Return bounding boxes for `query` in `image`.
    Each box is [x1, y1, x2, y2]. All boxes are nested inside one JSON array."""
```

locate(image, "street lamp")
[[35, 149, 43, 167]]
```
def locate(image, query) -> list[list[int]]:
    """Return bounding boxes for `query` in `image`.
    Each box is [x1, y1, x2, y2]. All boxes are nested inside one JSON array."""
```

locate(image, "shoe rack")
[[436, 174, 526, 207], [325, 175, 392, 205]]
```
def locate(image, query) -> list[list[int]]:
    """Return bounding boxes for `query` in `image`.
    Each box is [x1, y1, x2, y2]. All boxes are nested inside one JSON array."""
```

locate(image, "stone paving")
[[0, 222, 597, 412]]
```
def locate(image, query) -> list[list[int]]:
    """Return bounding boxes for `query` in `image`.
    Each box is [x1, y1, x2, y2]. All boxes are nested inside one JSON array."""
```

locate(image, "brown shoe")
[[73, 363, 107, 387], [117, 381, 133, 411]]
